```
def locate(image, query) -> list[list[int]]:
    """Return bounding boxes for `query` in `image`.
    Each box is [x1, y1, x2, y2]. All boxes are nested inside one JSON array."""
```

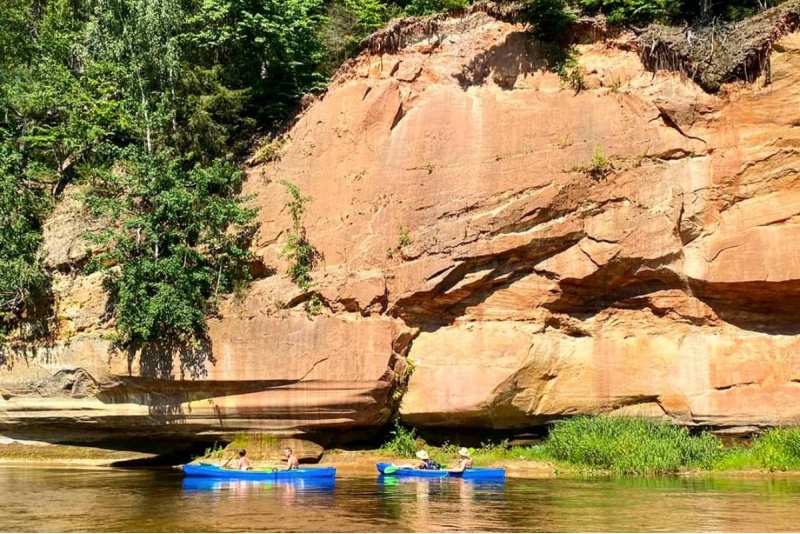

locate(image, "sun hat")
[[415, 450, 430, 460], [458, 447, 471, 458]]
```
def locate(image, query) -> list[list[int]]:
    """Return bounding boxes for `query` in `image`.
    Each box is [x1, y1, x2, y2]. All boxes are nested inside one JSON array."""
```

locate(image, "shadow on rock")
[[123, 338, 217, 381], [456, 32, 549, 90]]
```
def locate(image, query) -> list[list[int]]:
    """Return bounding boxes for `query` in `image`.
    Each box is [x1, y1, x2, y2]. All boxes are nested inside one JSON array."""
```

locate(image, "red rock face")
[[3, 12, 800, 440], [248, 15, 800, 432]]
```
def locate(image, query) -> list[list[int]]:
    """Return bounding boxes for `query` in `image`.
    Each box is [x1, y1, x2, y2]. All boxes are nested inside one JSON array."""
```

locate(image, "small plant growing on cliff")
[[555, 134, 573, 149], [574, 146, 613, 179], [398, 227, 412, 248], [557, 52, 585, 93], [280, 180, 319, 292], [253, 137, 286, 165], [305, 293, 323, 316], [386, 227, 413, 261], [425, 163, 435, 174]]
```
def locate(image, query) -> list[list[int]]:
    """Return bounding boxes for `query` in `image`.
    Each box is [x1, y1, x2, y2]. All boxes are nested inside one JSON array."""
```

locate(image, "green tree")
[[185, 0, 328, 126], [521, 0, 577, 43], [0, 142, 49, 331], [403, 0, 468, 16], [86, 150, 257, 344]]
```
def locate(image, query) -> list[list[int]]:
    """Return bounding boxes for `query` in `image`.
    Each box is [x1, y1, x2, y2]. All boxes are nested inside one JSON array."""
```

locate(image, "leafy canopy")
[[86, 150, 257, 344]]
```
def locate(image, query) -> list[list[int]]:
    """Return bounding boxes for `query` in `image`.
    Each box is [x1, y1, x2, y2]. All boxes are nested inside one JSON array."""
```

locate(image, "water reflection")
[[3, 467, 800, 532], [181, 477, 336, 493], [375, 476, 509, 531]]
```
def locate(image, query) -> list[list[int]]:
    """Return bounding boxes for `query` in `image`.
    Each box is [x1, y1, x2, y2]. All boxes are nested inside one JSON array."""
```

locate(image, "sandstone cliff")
[[3, 8, 800, 447]]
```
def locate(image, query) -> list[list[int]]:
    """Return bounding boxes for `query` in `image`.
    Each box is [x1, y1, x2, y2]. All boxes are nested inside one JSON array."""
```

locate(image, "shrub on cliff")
[[381, 419, 420, 457], [0, 145, 49, 334], [403, 0, 470, 16], [520, 0, 577, 43]]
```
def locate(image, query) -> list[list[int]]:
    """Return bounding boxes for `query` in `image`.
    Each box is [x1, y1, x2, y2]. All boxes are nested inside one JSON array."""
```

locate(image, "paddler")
[[415, 450, 441, 470], [284, 447, 299, 470], [237, 449, 252, 471], [449, 447, 473, 473]]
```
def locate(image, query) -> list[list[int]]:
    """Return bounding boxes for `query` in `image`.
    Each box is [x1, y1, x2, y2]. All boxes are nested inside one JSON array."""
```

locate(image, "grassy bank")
[[381, 417, 800, 475]]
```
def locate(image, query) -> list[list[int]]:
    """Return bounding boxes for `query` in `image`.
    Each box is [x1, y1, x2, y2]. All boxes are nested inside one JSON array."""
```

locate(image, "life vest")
[[422, 459, 441, 470]]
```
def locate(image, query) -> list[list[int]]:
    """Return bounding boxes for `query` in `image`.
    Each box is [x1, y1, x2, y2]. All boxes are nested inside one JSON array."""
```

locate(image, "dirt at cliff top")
[[638, 0, 800, 91], [356, 0, 800, 93]]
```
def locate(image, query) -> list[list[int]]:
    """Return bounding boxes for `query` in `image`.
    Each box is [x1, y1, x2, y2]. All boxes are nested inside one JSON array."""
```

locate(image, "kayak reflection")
[[376, 475, 507, 531], [378, 475, 505, 490], [182, 477, 335, 493]]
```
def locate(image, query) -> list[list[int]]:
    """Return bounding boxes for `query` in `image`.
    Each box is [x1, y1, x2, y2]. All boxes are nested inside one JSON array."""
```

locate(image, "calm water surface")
[[1, 466, 800, 532]]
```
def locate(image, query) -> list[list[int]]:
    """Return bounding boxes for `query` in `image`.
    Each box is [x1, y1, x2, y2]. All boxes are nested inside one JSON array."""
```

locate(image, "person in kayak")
[[450, 448, 473, 473], [415, 450, 441, 470], [237, 449, 252, 471], [284, 447, 299, 470], [386, 450, 440, 472]]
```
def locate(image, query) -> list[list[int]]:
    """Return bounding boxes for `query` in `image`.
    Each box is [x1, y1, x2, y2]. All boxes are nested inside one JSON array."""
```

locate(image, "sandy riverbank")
[[0, 440, 564, 477], [2, 442, 798, 479], [0, 442, 155, 466], [319, 450, 560, 478]]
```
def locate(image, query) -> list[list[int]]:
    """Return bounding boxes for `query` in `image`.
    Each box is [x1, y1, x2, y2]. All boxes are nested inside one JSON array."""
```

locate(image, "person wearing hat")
[[415, 450, 441, 470], [389, 450, 441, 471], [450, 447, 473, 473]]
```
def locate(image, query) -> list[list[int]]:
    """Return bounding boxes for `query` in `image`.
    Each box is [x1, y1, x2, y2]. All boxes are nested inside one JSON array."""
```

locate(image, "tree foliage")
[[521, 0, 577, 43], [0, 143, 48, 328], [86, 151, 256, 344], [522, 0, 790, 29]]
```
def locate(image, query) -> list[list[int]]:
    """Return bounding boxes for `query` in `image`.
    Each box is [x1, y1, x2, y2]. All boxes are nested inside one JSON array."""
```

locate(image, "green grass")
[[194, 442, 225, 462], [378, 418, 800, 476], [709, 429, 800, 472], [547, 417, 722, 475], [748, 428, 800, 471], [474, 444, 554, 463], [711, 445, 760, 471]]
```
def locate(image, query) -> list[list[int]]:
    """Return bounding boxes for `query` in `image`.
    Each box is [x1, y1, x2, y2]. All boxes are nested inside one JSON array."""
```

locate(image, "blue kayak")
[[376, 462, 505, 480], [182, 463, 336, 480]]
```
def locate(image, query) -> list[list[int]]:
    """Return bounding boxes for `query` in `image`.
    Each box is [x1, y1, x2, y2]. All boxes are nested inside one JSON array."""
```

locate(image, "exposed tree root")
[[638, 0, 800, 92]]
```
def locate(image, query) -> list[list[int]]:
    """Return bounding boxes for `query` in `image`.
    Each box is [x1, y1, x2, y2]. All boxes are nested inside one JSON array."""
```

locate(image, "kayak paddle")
[[383, 465, 401, 474]]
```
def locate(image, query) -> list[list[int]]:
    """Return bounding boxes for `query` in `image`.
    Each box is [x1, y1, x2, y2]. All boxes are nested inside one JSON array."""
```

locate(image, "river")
[[1, 467, 799, 532]]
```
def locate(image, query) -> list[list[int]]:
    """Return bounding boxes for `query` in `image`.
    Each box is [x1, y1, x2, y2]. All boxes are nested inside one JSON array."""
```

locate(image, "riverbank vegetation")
[[381, 417, 800, 475]]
